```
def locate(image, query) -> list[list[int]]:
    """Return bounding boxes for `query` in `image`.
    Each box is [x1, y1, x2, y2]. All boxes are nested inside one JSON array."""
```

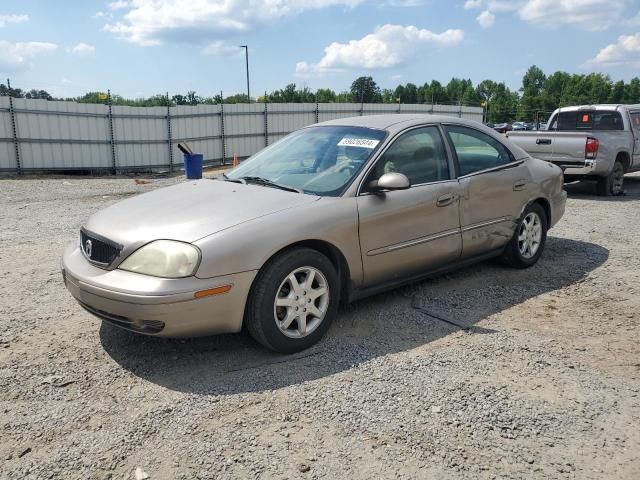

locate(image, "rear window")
[[550, 111, 624, 131], [630, 112, 640, 132]]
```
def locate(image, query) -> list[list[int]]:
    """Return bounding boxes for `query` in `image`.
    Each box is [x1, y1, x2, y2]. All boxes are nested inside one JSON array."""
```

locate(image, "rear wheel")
[[244, 247, 339, 353], [596, 160, 624, 196], [500, 202, 548, 269]]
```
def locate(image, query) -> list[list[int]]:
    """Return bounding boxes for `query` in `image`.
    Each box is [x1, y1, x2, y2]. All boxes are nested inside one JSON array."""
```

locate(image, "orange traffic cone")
[[233, 154, 239, 167]]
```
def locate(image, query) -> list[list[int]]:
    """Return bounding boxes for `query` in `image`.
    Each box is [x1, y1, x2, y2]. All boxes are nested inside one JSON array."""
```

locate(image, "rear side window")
[[630, 112, 640, 132], [444, 125, 514, 176], [551, 111, 624, 131]]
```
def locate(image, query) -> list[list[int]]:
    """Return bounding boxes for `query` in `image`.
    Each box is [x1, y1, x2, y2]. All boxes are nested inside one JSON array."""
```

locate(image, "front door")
[[357, 126, 462, 287], [443, 124, 532, 259]]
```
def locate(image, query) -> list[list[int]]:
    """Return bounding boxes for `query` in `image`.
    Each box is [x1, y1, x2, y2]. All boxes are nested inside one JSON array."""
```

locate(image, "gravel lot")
[[1, 173, 639, 479]]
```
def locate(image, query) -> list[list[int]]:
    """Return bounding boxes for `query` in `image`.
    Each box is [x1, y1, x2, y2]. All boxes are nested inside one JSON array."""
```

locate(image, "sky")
[[1, 0, 640, 99]]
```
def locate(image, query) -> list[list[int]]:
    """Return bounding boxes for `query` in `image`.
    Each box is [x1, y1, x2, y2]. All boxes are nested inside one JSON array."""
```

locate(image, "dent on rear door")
[[459, 164, 531, 258]]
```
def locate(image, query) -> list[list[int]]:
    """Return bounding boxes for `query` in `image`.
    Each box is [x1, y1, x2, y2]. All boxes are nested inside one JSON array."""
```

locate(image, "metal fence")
[[0, 97, 483, 174]]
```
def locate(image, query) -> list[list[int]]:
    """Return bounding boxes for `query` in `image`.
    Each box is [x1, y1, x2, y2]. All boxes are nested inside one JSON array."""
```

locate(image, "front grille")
[[80, 229, 121, 266]]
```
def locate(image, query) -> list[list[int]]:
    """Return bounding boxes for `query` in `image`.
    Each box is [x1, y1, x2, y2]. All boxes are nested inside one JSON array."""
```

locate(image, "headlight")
[[119, 240, 201, 278]]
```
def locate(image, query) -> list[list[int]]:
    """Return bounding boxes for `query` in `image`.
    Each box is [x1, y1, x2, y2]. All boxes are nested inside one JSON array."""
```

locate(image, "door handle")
[[513, 180, 527, 191], [536, 138, 552, 145], [436, 193, 456, 207]]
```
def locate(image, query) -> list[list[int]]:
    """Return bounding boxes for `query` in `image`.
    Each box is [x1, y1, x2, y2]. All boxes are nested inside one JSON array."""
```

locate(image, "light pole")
[[240, 45, 250, 102]]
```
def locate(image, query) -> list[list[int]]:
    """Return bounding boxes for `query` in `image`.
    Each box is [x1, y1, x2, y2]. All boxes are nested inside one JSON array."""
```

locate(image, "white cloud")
[[201, 41, 241, 56], [296, 24, 464, 76], [464, 0, 483, 9], [588, 33, 640, 66], [0, 41, 58, 72], [391, 74, 403, 81], [519, 0, 627, 31], [69, 42, 96, 56], [104, 0, 365, 46], [0, 13, 28, 28], [466, 0, 628, 31], [477, 10, 495, 28]]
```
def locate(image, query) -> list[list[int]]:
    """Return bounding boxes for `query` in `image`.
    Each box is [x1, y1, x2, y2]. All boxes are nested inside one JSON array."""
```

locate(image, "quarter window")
[[366, 126, 450, 187], [445, 125, 514, 176]]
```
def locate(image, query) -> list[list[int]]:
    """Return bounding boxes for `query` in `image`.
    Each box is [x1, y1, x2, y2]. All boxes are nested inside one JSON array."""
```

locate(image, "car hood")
[[84, 179, 320, 246]]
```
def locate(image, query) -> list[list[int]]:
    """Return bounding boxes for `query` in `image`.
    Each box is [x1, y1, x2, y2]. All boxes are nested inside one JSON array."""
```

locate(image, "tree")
[[315, 88, 336, 103], [0, 83, 24, 97], [350, 76, 381, 103], [25, 89, 53, 100]]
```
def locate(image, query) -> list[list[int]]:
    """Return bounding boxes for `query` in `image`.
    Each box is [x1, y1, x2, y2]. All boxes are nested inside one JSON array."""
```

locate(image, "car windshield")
[[225, 126, 387, 196]]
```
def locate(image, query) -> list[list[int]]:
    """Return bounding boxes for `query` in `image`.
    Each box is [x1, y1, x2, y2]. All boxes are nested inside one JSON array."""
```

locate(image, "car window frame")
[[442, 123, 522, 179], [357, 124, 456, 196]]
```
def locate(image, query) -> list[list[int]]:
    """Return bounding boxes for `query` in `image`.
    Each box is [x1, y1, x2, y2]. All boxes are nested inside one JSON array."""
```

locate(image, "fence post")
[[220, 91, 226, 166], [166, 92, 173, 172], [264, 95, 268, 147], [7, 79, 21, 175], [315, 102, 319, 124], [458, 102, 462, 118], [107, 90, 117, 174]]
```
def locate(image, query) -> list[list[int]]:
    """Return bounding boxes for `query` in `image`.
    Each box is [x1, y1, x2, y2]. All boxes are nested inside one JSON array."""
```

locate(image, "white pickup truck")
[[507, 104, 640, 195]]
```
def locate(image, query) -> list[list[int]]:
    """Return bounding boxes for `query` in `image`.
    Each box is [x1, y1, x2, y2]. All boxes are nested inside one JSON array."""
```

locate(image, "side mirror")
[[368, 172, 411, 192]]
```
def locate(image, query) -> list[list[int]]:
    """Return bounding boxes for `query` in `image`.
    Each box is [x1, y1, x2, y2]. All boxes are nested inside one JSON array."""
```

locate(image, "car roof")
[[313, 113, 487, 135], [312, 113, 530, 160]]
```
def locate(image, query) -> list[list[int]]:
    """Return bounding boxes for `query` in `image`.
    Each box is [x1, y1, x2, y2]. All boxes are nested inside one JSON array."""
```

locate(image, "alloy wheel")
[[273, 266, 330, 339], [517, 212, 542, 259]]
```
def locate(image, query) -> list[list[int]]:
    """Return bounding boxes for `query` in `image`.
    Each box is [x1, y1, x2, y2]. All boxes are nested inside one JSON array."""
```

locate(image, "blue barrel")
[[183, 153, 203, 179]]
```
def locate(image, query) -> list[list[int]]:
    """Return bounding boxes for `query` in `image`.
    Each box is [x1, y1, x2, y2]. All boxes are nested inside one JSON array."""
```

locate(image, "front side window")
[[445, 125, 514, 176], [226, 126, 386, 196], [365, 126, 450, 187]]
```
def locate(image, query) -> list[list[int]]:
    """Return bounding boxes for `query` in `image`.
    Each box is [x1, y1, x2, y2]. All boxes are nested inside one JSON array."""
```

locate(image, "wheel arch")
[[616, 151, 631, 172], [251, 239, 352, 306], [532, 197, 552, 226]]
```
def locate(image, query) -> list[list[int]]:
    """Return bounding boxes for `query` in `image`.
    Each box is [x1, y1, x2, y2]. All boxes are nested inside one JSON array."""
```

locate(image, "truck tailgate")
[[506, 131, 588, 165]]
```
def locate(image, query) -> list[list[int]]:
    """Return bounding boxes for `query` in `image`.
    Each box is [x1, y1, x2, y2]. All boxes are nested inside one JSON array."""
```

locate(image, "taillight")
[[585, 137, 599, 159]]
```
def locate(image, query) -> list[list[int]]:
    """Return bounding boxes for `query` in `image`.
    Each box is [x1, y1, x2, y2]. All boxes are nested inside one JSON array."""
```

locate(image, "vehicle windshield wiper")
[[239, 176, 303, 193], [218, 172, 245, 184]]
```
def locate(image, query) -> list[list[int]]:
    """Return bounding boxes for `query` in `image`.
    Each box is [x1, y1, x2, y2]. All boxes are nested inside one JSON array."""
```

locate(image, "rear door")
[[629, 111, 640, 170], [357, 126, 462, 286], [444, 124, 531, 259]]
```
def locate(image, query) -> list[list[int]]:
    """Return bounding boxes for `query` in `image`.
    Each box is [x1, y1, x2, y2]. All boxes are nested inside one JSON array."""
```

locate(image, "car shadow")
[[564, 174, 640, 201], [100, 237, 608, 396]]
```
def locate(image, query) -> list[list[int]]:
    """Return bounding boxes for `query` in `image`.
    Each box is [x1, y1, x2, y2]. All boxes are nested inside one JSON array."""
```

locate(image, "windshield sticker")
[[337, 138, 380, 149]]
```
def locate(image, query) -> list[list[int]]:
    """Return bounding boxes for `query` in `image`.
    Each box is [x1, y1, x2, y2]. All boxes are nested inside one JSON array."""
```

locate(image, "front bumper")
[[62, 243, 257, 337]]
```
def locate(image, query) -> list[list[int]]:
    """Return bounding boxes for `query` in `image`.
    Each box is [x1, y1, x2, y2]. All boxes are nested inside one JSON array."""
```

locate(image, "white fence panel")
[[0, 96, 16, 170], [0, 98, 483, 173]]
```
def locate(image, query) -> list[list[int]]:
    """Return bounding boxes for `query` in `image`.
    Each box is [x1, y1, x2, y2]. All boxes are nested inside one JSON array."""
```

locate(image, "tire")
[[244, 247, 339, 353], [500, 202, 548, 269], [596, 160, 624, 196]]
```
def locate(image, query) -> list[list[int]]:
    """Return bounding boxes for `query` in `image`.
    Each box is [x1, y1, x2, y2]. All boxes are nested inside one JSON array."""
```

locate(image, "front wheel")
[[244, 247, 339, 353], [500, 203, 548, 269], [596, 160, 624, 196]]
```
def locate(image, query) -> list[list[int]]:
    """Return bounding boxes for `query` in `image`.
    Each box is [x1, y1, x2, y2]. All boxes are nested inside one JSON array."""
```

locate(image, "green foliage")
[[350, 76, 381, 103], [2, 66, 640, 124]]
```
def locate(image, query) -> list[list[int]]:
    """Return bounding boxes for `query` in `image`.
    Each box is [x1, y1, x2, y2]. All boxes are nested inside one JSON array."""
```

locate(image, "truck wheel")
[[500, 202, 548, 269], [244, 247, 339, 353], [596, 160, 624, 196]]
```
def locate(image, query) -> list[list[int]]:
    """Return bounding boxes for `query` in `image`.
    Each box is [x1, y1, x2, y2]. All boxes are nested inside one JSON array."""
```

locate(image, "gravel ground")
[[1, 173, 639, 479]]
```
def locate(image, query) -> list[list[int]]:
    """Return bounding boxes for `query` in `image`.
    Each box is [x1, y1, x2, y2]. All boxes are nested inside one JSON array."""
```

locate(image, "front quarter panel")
[[193, 196, 363, 285]]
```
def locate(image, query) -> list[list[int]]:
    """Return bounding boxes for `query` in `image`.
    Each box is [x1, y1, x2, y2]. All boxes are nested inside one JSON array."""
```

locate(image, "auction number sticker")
[[337, 137, 380, 149]]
